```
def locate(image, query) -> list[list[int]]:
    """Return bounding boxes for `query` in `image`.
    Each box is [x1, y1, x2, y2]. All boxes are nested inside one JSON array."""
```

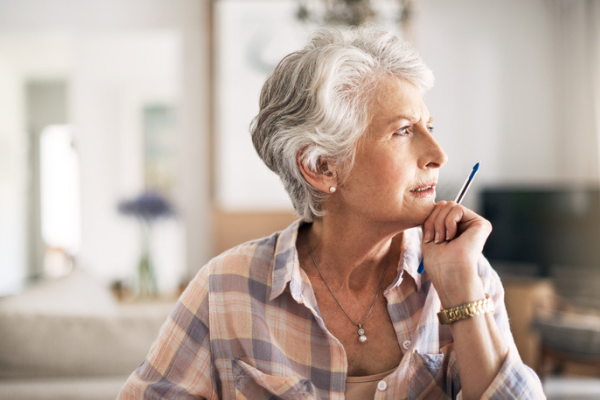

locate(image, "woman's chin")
[[383, 207, 433, 230], [410, 201, 437, 226]]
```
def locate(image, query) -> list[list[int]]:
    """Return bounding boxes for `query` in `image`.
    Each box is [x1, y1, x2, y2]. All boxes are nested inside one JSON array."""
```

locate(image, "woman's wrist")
[[436, 272, 486, 309]]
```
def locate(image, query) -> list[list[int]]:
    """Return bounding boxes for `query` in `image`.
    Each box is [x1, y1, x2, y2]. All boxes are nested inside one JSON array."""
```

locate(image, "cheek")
[[348, 150, 413, 196], [389, 165, 415, 192]]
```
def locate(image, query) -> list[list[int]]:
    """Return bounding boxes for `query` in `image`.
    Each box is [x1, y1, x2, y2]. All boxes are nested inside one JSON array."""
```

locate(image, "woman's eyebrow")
[[386, 114, 434, 125], [386, 114, 417, 125]]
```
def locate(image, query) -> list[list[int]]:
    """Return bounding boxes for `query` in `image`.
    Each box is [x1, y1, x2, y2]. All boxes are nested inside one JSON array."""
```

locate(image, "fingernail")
[[434, 232, 440, 243], [424, 230, 433, 243], [446, 230, 450, 241]]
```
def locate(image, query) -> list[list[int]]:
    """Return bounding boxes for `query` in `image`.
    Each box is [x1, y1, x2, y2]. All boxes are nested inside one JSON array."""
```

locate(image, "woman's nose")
[[419, 131, 448, 169]]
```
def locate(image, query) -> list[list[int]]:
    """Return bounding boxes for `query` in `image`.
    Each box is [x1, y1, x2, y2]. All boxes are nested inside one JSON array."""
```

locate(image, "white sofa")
[[0, 270, 174, 400]]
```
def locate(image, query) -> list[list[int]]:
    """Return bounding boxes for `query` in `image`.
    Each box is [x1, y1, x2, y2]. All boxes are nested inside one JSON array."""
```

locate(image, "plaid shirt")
[[118, 220, 545, 400]]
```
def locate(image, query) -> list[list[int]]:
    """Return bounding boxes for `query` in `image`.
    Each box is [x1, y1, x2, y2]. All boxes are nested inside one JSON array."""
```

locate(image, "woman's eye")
[[428, 126, 435, 133], [394, 126, 410, 136]]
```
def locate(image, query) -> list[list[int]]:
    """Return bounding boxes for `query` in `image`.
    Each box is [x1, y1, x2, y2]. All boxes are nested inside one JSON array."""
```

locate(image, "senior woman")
[[119, 28, 545, 400]]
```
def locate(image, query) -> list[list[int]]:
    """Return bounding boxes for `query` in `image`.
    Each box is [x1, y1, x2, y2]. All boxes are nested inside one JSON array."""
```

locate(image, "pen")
[[417, 162, 480, 274]]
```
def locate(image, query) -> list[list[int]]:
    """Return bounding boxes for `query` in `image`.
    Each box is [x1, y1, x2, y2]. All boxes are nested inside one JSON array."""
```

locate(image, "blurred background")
[[0, 0, 599, 399]]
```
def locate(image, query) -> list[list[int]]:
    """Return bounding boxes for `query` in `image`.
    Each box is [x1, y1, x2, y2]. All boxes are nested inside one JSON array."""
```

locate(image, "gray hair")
[[250, 27, 434, 222]]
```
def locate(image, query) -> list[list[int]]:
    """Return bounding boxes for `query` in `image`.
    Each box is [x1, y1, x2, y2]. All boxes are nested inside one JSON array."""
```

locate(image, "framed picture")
[[143, 103, 178, 197]]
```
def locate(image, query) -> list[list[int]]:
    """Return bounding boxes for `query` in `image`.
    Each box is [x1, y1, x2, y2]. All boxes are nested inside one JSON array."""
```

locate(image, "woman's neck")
[[301, 215, 405, 294]]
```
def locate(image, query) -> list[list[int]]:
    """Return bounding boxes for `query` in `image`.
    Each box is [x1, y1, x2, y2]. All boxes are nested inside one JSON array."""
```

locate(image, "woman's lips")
[[409, 182, 437, 198]]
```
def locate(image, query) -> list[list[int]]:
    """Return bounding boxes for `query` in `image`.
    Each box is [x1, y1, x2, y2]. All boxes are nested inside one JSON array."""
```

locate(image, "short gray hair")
[[251, 27, 434, 222]]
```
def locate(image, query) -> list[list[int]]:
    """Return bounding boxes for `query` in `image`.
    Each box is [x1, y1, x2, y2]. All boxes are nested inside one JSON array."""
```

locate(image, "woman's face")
[[335, 75, 448, 228]]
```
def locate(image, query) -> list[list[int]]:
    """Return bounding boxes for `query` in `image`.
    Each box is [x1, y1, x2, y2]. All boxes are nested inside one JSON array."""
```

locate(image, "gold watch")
[[438, 294, 494, 325]]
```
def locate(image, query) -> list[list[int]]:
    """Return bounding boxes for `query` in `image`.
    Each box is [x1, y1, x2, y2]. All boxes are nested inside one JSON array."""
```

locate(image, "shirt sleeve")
[[117, 267, 217, 400], [475, 256, 547, 400]]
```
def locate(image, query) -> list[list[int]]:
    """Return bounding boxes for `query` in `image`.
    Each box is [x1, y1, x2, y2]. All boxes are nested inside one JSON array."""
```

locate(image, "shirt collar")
[[268, 221, 425, 301], [269, 219, 303, 301], [395, 227, 424, 292]]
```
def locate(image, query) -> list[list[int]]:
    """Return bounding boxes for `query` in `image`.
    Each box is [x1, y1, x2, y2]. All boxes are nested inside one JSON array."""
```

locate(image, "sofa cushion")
[[0, 309, 171, 379], [0, 376, 127, 400], [0, 269, 117, 316], [0, 269, 174, 379]]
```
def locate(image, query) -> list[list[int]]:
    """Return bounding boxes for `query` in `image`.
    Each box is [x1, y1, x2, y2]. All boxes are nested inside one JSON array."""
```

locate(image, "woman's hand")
[[421, 201, 492, 308]]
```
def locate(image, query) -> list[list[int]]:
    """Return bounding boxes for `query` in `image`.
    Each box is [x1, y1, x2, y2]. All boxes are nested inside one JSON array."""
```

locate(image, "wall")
[[0, 0, 211, 292], [416, 0, 562, 210], [0, 33, 73, 294], [71, 31, 185, 289]]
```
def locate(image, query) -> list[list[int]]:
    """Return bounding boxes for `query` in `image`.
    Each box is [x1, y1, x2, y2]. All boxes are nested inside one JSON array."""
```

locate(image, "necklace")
[[305, 233, 392, 344]]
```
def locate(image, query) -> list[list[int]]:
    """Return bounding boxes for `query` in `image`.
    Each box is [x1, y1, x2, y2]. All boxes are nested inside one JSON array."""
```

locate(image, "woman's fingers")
[[423, 201, 446, 243], [421, 202, 493, 289], [424, 201, 457, 243], [457, 214, 493, 246], [423, 202, 488, 244], [444, 205, 464, 241], [433, 202, 460, 242]]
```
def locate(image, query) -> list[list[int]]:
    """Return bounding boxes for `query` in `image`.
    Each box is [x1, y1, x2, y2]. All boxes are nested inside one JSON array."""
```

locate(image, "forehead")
[[368, 75, 430, 128]]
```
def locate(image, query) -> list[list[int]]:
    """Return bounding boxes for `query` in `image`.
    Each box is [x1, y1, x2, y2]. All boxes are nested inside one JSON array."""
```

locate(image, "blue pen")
[[417, 162, 480, 274]]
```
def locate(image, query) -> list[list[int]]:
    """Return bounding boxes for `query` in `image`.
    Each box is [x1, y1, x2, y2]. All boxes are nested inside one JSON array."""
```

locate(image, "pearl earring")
[[329, 187, 336, 193]]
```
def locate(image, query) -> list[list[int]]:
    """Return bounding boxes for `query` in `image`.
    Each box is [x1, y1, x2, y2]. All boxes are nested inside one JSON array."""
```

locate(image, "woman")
[[119, 28, 545, 400]]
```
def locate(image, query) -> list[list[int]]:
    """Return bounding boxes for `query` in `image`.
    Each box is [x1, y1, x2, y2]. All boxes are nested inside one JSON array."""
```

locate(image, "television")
[[480, 186, 600, 277]]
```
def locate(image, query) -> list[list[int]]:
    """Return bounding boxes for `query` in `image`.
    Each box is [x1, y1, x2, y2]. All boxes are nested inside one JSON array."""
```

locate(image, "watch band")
[[438, 294, 494, 325]]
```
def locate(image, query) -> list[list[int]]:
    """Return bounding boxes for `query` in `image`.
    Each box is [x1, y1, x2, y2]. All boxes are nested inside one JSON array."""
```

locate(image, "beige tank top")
[[344, 366, 397, 400]]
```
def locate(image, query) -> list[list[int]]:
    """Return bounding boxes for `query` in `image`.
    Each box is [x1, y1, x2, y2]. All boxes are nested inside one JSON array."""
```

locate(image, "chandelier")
[[295, 0, 414, 28]]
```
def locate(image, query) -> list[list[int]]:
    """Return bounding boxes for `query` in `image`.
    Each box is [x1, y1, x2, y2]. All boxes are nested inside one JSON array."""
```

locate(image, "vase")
[[135, 221, 158, 297]]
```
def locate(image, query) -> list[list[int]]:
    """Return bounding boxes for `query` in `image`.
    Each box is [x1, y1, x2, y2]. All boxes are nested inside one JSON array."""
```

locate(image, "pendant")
[[358, 324, 367, 343]]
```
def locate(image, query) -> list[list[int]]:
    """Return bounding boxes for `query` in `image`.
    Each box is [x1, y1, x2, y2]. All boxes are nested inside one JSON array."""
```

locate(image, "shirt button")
[[402, 340, 411, 350], [377, 380, 387, 391]]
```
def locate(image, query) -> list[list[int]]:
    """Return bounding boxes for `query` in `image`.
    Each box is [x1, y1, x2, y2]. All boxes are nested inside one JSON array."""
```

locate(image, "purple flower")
[[118, 191, 175, 222]]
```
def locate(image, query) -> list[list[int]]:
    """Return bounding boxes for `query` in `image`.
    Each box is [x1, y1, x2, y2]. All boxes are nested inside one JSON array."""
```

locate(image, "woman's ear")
[[296, 152, 338, 194]]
